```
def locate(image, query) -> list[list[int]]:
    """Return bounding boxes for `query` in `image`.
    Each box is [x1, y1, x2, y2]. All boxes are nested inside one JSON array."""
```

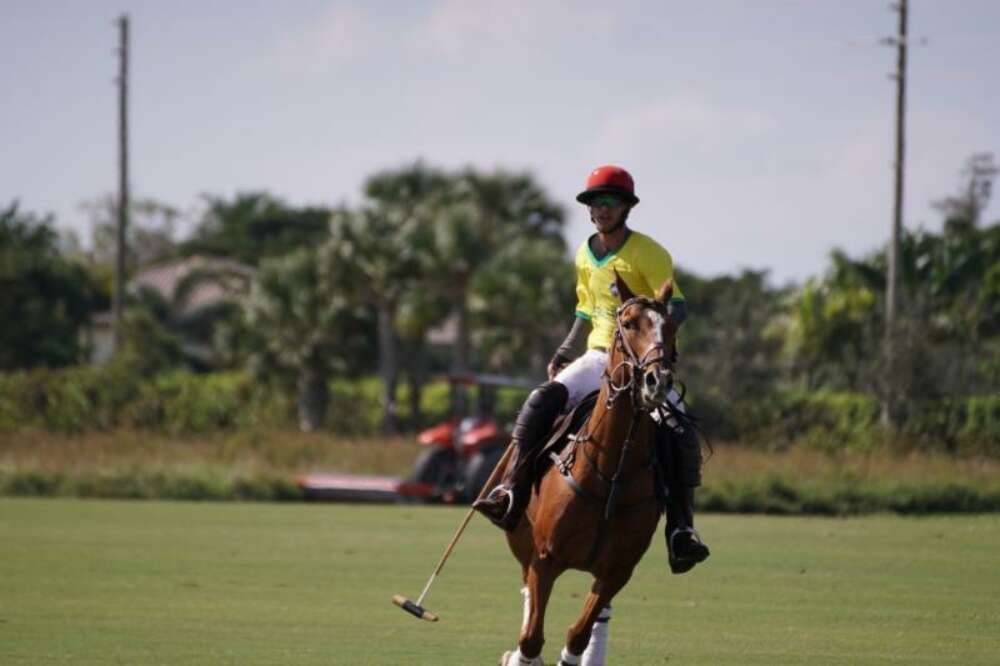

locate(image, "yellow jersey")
[[573, 231, 685, 350]]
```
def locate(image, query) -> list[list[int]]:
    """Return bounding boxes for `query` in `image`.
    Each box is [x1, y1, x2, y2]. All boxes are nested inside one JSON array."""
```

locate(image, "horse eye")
[[624, 320, 638, 330]]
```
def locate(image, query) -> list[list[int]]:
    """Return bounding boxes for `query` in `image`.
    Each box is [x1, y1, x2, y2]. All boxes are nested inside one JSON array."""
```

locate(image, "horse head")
[[612, 271, 678, 411]]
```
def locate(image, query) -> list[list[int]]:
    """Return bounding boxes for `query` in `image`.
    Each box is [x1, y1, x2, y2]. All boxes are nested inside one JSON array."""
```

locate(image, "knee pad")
[[512, 382, 568, 442], [518, 382, 568, 424], [526, 381, 568, 412]]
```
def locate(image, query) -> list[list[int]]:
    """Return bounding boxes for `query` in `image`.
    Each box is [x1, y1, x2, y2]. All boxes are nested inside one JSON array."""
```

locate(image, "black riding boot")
[[666, 485, 710, 573], [473, 382, 568, 531], [658, 423, 710, 573]]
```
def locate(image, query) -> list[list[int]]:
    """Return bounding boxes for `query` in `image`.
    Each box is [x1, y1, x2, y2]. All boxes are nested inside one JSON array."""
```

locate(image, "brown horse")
[[498, 274, 680, 666]]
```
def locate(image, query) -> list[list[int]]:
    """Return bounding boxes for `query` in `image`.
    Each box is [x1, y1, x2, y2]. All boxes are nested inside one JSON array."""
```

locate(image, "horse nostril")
[[645, 372, 657, 389]]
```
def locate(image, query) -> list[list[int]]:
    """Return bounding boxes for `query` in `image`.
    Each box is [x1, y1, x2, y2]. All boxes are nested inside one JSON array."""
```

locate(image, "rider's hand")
[[547, 354, 570, 381]]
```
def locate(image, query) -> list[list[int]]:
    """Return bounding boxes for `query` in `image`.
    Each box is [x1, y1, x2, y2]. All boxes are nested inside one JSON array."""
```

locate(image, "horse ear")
[[614, 270, 636, 303], [656, 279, 673, 304]]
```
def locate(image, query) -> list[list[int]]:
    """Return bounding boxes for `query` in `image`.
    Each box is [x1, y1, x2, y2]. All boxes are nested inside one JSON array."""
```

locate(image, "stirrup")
[[668, 527, 709, 574], [473, 486, 514, 526], [670, 527, 709, 556], [669, 526, 704, 549]]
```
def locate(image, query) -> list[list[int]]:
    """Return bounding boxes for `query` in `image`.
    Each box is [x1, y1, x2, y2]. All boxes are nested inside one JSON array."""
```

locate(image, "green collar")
[[587, 230, 633, 267]]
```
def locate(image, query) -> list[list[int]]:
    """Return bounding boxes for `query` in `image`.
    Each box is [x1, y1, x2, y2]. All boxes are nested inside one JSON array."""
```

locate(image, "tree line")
[[2, 155, 997, 441], [3, 163, 574, 432]]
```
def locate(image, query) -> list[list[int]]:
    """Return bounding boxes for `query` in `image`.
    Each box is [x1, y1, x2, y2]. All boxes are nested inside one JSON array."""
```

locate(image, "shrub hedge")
[[699, 476, 1000, 516], [2, 467, 997, 514], [0, 469, 302, 501], [691, 389, 1000, 455], [0, 366, 996, 455], [0, 365, 534, 437], [0, 364, 282, 434]]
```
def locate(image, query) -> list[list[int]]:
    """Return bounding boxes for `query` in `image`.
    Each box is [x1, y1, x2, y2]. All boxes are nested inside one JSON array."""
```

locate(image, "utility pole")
[[882, 0, 907, 427], [113, 14, 130, 353]]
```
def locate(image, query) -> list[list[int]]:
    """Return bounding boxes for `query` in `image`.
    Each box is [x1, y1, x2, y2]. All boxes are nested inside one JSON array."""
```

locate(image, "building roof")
[[129, 255, 254, 315]]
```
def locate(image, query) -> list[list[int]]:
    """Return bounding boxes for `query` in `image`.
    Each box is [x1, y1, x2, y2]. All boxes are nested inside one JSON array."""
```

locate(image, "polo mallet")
[[392, 441, 516, 622]]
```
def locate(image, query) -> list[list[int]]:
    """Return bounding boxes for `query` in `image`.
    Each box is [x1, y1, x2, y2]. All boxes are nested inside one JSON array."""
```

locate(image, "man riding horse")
[[474, 165, 710, 574]]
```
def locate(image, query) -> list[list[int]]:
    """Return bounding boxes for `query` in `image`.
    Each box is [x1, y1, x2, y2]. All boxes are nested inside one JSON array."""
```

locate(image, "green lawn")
[[1, 499, 998, 665]]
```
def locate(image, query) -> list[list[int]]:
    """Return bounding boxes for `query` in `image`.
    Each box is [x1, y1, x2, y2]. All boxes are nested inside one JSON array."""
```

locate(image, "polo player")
[[474, 165, 710, 574]]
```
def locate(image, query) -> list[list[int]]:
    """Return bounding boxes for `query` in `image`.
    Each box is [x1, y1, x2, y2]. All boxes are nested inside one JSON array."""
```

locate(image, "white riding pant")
[[553, 349, 685, 413], [553, 349, 608, 409]]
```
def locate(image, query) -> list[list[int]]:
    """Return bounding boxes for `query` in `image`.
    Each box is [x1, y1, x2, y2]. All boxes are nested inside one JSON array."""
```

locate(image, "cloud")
[[592, 94, 778, 173], [411, 0, 624, 58], [272, 4, 382, 74], [578, 95, 894, 281]]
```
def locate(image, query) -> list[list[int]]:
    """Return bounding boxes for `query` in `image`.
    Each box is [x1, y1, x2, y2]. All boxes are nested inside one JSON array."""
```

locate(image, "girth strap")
[[548, 449, 660, 515]]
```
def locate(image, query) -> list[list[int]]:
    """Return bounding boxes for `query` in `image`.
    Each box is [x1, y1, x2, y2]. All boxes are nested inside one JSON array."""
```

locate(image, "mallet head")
[[392, 594, 439, 622]]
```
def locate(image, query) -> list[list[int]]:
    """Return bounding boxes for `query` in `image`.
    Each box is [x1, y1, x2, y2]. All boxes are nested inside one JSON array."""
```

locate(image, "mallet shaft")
[[411, 441, 516, 607], [392, 441, 517, 623], [416, 506, 472, 605]]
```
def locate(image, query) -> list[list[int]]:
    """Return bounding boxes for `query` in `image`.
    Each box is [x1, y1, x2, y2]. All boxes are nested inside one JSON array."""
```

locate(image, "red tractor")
[[403, 373, 532, 503], [298, 373, 533, 503]]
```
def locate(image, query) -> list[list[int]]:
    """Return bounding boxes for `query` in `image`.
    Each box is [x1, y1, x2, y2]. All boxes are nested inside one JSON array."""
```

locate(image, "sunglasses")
[[589, 194, 624, 209]]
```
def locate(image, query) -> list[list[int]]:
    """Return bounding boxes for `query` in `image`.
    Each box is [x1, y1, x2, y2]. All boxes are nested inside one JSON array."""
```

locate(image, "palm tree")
[[470, 238, 575, 376], [396, 284, 451, 427], [181, 192, 330, 266], [243, 244, 363, 431], [416, 168, 565, 407], [330, 162, 450, 432]]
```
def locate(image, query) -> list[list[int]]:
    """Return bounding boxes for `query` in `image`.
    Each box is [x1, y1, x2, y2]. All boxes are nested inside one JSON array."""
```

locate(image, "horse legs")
[[558, 576, 628, 666], [579, 604, 612, 666], [499, 555, 557, 666], [517, 553, 558, 661]]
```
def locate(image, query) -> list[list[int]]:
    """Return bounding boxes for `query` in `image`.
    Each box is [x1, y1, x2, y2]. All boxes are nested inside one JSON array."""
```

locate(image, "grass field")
[[2, 499, 998, 665]]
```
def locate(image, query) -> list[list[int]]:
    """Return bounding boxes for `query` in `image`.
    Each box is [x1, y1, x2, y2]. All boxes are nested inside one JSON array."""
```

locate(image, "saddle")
[[530, 390, 672, 513], [530, 391, 600, 490]]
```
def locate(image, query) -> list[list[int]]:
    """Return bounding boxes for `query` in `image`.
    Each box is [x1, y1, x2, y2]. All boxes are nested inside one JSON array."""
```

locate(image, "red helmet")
[[576, 165, 639, 206]]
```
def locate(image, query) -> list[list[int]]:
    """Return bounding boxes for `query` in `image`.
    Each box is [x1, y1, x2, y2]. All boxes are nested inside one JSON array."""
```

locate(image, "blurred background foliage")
[[1, 156, 999, 457]]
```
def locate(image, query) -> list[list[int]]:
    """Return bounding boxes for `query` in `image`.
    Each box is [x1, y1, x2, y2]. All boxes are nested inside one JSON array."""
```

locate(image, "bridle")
[[586, 297, 677, 511], [605, 296, 674, 410]]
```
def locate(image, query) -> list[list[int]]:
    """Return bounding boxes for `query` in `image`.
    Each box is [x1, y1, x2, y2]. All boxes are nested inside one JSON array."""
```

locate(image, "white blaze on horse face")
[[646, 310, 665, 349], [641, 309, 669, 406]]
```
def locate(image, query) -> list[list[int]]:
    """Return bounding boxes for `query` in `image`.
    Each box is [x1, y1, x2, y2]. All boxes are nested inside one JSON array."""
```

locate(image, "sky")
[[3, 0, 998, 285]]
